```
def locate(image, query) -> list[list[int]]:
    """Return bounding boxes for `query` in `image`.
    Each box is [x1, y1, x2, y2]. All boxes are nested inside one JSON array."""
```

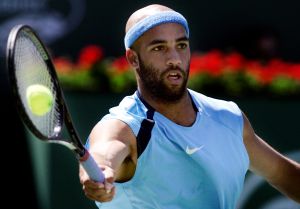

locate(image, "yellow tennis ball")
[[26, 84, 54, 116]]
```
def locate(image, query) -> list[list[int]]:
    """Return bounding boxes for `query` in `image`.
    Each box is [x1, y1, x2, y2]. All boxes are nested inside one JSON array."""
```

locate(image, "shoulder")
[[109, 93, 148, 116], [101, 92, 149, 136], [188, 89, 241, 116], [189, 89, 243, 133]]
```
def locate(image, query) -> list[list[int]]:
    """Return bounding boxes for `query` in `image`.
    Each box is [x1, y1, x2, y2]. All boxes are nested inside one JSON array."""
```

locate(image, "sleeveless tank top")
[[92, 89, 249, 209]]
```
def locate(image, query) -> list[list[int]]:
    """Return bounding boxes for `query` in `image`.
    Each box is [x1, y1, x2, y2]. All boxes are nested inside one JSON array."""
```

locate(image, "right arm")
[[79, 119, 137, 202]]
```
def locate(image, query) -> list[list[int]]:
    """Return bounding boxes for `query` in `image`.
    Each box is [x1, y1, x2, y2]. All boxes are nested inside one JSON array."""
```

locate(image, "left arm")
[[242, 112, 300, 203]]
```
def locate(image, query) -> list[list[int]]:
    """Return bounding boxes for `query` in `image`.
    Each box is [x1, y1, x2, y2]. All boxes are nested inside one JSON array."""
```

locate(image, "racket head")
[[6, 25, 105, 182], [6, 24, 64, 141]]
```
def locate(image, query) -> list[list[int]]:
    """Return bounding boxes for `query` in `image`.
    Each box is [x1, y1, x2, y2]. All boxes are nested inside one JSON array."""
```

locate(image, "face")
[[137, 54, 189, 103], [133, 23, 191, 103]]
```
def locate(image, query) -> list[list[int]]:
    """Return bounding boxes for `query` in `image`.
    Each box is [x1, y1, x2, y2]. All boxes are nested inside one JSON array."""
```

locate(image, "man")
[[80, 4, 300, 209]]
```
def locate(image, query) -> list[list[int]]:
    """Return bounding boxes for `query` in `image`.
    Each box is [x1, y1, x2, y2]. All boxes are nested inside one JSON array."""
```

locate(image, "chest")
[[136, 113, 249, 199]]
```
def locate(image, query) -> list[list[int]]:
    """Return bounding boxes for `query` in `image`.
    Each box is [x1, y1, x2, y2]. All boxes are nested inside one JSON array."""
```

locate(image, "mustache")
[[164, 66, 185, 73], [162, 66, 187, 77]]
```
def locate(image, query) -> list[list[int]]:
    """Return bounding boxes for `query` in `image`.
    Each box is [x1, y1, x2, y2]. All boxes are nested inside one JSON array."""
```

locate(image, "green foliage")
[[54, 46, 300, 98]]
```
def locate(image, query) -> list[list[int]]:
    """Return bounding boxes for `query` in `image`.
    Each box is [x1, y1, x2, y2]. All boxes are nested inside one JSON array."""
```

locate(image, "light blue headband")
[[124, 11, 189, 48]]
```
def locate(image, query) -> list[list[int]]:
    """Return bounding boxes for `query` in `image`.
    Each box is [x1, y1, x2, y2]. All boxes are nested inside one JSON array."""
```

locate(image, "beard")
[[136, 56, 189, 103]]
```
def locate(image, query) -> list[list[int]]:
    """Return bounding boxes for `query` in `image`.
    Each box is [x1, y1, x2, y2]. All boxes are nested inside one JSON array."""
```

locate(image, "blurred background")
[[0, 0, 299, 209]]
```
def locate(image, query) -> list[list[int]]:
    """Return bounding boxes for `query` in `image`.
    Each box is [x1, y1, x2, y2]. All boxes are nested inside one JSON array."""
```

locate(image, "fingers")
[[80, 165, 116, 202], [104, 181, 114, 194], [83, 181, 116, 202], [79, 165, 89, 184]]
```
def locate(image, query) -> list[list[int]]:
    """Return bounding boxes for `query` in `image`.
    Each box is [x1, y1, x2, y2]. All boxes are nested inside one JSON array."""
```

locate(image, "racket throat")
[[50, 140, 77, 151], [78, 149, 90, 162]]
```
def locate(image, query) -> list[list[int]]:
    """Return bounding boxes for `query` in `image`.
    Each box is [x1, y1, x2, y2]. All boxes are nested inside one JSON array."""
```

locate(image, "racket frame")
[[7, 25, 105, 182], [7, 24, 86, 158]]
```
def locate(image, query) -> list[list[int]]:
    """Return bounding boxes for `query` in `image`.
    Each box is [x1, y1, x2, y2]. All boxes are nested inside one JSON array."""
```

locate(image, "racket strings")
[[14, 30, 62, 138]]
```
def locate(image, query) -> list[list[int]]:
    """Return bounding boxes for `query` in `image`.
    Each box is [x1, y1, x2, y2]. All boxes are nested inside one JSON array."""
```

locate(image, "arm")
[[242, 112, 300, 203], [79, 119, 137, 202]]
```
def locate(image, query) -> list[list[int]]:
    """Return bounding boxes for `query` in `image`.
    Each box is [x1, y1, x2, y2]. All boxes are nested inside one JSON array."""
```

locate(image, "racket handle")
[[79, 150, 105, 182]]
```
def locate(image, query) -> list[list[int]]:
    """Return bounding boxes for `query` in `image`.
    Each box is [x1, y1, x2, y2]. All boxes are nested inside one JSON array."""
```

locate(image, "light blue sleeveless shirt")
[[94, 89, 249, 209]]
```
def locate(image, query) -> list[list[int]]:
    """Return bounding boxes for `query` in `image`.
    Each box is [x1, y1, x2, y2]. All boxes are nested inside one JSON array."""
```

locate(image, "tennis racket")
[[6, 24, 104, 183]]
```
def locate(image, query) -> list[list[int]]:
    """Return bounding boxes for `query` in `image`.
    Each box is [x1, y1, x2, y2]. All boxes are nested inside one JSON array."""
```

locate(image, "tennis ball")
[[26, 84, 54, 116]]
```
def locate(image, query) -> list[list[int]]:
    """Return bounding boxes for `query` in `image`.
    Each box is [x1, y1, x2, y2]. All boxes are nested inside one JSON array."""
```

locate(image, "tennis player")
[[79, 4, 300, 209]]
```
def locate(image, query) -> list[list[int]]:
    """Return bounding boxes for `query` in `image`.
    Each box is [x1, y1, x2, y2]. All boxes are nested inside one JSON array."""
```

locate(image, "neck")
[[138, 88, 197, 126]]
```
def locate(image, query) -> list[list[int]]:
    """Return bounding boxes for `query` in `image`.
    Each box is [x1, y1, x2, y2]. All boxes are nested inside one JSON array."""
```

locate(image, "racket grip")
[[79, 150, 105, 182]]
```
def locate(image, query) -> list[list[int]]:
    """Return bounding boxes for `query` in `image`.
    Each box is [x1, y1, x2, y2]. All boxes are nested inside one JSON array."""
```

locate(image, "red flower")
[[287, 64, 300, 80], [54, 57, 73, 74], [246, 59, 292, 83], [262, 59, 289, 82], [190, 50, 224, 76], [202, 50, 224, 76], [190, 53, 206, 75], [245, 60, 265, 82], [111, 56, 130, 73], [77, 45, 103, 69], [224, 52, 245, 71], [260, 68, 278, 83]]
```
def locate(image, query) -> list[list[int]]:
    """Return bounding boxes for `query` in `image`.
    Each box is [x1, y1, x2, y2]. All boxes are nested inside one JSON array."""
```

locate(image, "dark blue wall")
[[1, 0, 300, 60]]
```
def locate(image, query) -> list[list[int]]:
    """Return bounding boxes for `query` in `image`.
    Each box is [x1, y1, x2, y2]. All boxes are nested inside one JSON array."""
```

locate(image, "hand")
[[80, 165, 116, 202]]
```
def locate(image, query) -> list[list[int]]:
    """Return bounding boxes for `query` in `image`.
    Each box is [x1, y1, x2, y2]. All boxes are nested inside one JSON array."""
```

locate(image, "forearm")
[[243, 113, 300, 203], [89, 140, 130, 178], [249, 142, 300, 203], [79, 138, 130, 202], [269, 158, 300, 203], [88, 119, 136, 181]]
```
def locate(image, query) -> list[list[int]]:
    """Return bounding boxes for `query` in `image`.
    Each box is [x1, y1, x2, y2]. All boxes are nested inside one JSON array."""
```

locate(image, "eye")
[[151, 45, 165, 51], [177, 42, 188, 49]]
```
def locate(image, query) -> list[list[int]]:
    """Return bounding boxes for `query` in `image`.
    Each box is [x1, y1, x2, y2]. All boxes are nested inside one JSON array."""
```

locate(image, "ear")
[[126, 48, 139, 68]]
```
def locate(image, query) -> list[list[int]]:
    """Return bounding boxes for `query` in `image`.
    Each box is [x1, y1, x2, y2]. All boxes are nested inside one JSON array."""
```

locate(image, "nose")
[[166, 49, 182, 67]]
